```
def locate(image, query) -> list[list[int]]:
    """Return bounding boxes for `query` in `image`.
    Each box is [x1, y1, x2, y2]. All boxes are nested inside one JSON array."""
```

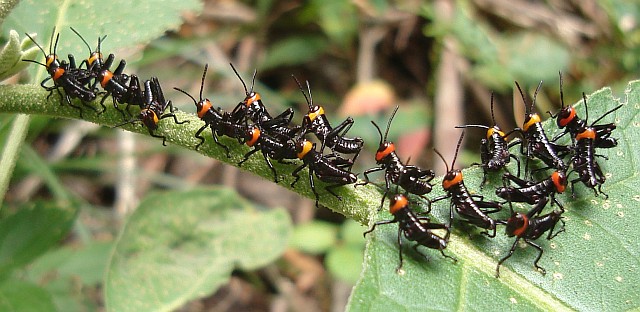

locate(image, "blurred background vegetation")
[[2, 0, 639, 310]]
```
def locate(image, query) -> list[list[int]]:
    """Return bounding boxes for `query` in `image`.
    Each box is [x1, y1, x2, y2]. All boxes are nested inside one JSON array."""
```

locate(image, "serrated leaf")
[[105, 188, 292, 312], [0, 201, 78, 276], [0, 30, 39, 81], [347, 81, 640, 311], [0, 279, 56, 312]]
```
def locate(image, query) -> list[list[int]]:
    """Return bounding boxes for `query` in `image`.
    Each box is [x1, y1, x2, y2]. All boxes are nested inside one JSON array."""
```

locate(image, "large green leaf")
[[347, 81, 640, 311], [25, 242, 113, 311], [2, 0, 202, 60], [0, 201, 78, 276], [104, 188, 292, 312], [0, 0, 202, 204], [0, 279, 57, 312]]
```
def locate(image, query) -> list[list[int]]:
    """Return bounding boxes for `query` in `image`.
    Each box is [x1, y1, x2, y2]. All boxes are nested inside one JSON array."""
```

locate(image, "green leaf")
[[0, 279, 57, 312], [310, 0, 358, 46], [260, 36, 327, 71], [340, 219, 367, 246], [25, 242, 113, 311], [27, 241, 113, 286], [105, 188, 292, 312], [0, 201, 78, 276], [290, 220, 338, 255], [3, 0, 202, 61], [347, 81, 640, 311], [0, 0, 203, 205], [325, 245, 363, 285], [502, 34, 570, 86], [0, 30, 39, 81]]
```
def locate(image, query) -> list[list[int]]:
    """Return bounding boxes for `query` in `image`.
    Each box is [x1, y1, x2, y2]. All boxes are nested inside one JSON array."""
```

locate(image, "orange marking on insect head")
[[551, 171, 567, 193], [375, 143, 395, 162], [522, 113, 541, 132], [53, 67, 65, 80], [297, 140, 313, 159], [307, 106, 325, 121], [198, 100, 213, 119], [246, 127, 260, 147], [487, 127, 505, 139], [88, 52, 102, 66], [442, 171, 463, 190], [558, 107, 576, 127], [45, 55, 56, 68], [100, 70, 113, 88], [246, 93, 261, 107], [389, 194, 408, 215], [512, 213, 529, 237]]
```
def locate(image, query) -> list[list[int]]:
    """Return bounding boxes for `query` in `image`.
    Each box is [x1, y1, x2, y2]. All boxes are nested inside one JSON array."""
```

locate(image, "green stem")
[[0, 114, 30, 204], [0, 84, 383, 224]]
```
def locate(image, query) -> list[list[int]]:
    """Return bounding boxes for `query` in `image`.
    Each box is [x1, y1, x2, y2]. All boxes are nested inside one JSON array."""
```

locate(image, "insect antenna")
[[292, 75, 313, 110], [70, 27, 92, 54], [199, 63, 208, 101], [582, 93, 590, 123], [531, 80, 543, 113], [489, 92, 497, 126], [51, 31, 59, 57], [559, 72, 566, 110], [371, 120, 384, 147], [434, 149, 449, 173], [451, 130, 465, 170], [249, 68, 257, 95], [22, 33, 47, 66], [230, 63, 248, 96], [514, 81, 529, 115], [383, 106, 399, 143]]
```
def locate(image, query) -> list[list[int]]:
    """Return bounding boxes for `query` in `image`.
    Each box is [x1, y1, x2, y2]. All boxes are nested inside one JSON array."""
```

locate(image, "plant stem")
[[0, 114, 30, 205], [0, 84, 383, 224]]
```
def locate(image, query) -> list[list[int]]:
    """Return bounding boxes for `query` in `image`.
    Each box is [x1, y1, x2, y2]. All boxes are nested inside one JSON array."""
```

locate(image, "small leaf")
[[24, 242, 112, 311], [0, 201, 78, 276], [310, 0, 358, 46], [0, 30, 39, 81], [105, 188, 292, 312], [347, 81, 640, 311], [260, 36, 327, 71], [0, 279, 56, 312], [27, 241, 113, 286], [290, 220, 338, 255], [340, 219, 367, 246], [325, 245, 363, 285]]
